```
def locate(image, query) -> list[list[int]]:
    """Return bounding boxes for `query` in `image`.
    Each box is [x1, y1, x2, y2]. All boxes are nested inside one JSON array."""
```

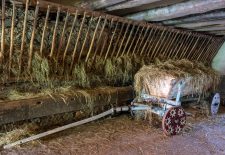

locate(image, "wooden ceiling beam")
[[163, 11, 225, 25], [106, 0, 161, 11], [176, 20, 225, 28], [126, 0, 225, 21], [195, 26, 225, 32], [106, 0, 186, 16]]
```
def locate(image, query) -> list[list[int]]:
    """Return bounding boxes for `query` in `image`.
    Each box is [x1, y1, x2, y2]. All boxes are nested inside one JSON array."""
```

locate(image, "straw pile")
[[134, 59, 220, 99]]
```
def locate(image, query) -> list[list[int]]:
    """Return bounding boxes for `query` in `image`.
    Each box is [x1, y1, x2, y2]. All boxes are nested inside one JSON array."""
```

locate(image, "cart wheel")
[[211, 93, 220, 116], [162, 106, 186, 136]]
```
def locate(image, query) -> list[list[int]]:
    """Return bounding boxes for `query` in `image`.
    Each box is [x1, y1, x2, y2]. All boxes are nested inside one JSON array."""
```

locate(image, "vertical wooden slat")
[[150, 28, 166, 59], [173, 33, 189, 58], [85, 16, 102, 62], [180, 35, 196, 59], [9, 1, 16, 75], [132, 26, 145, 56], [191, 37, 208, 60], [147, 28, 159, 56], [126, 25, 140, 55], [111, 22, 125, 57], [154, 30, 169, 58], [104, 20, 119, 61], [1, 0, 5, 60], [116, 22, 131, 58], [93, 17, 107, 59], [205, 39, 223, 62], [140, 27, 153, 55], [63, 10, 78, 67], [49, 7, 60, 58], [121, 24, 135, 56], [159, 31, 173, 57], [28, 1, 39, 72], [70, 12, 87, 70], [170, 32, 186, 58], [167, 32, 183, 58], [196, 37, 212, 60], [200, 40, 214, 62], [19, 0, 29, 74], [186, 36, 201, 59], [78, 15, 94, 63], [57, 11, 70, 60], [40, 5, 50, 56], [137, 26, 150, 54], [209, 40, 224, 62], [161, 30, 176, 57], [177, 33, 191, 59]]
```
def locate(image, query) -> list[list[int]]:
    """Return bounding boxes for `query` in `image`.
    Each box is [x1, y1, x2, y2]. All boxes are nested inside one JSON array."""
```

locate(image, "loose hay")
[[32, 53, 50, 87], [72, 63, 90, 88], [0, 123, 38, 147], [134, 59, 220, 98]]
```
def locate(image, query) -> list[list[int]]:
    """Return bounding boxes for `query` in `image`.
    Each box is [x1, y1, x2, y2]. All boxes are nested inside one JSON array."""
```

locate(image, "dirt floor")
[[1, 107, 225, 155]]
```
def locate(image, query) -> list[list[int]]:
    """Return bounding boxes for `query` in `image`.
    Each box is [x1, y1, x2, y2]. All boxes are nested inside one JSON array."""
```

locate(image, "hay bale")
[[134, 59, 220, 99]]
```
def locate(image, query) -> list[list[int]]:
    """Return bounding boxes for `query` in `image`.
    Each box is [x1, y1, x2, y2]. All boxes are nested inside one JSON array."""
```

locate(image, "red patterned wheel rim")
[[162, 106, 186, 136]]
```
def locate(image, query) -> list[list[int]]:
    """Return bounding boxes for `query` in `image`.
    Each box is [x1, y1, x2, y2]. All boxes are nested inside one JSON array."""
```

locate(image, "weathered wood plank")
[[176, 20, 225, 29], [126, 0, 225, 21], [163, 11, 225, 25], [0, 87, 133, 125]]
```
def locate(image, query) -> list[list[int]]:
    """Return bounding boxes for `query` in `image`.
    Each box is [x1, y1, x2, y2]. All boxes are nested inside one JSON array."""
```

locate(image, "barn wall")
[[212, 42, 225, 74]]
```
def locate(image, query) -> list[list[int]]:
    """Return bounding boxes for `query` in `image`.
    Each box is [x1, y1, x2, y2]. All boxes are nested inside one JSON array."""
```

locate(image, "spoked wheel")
[[211, 93, 220, 116], [162, 106, 186, 136]]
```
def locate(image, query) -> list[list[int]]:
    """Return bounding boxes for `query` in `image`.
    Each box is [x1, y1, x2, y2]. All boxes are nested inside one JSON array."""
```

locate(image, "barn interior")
[[1, 0, 225, 154]]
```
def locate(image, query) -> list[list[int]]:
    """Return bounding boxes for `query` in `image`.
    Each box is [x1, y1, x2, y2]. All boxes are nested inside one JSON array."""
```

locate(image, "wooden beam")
[[107, 0, 186, 16], [106, 0, 161, 11], [45, 0, 126, 9], [196, 26, 225, 31], [0, 86, 133, 125], [126, 0, 225, 21], [163, 11, 225, 25], [176, 20, 225, 28]]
